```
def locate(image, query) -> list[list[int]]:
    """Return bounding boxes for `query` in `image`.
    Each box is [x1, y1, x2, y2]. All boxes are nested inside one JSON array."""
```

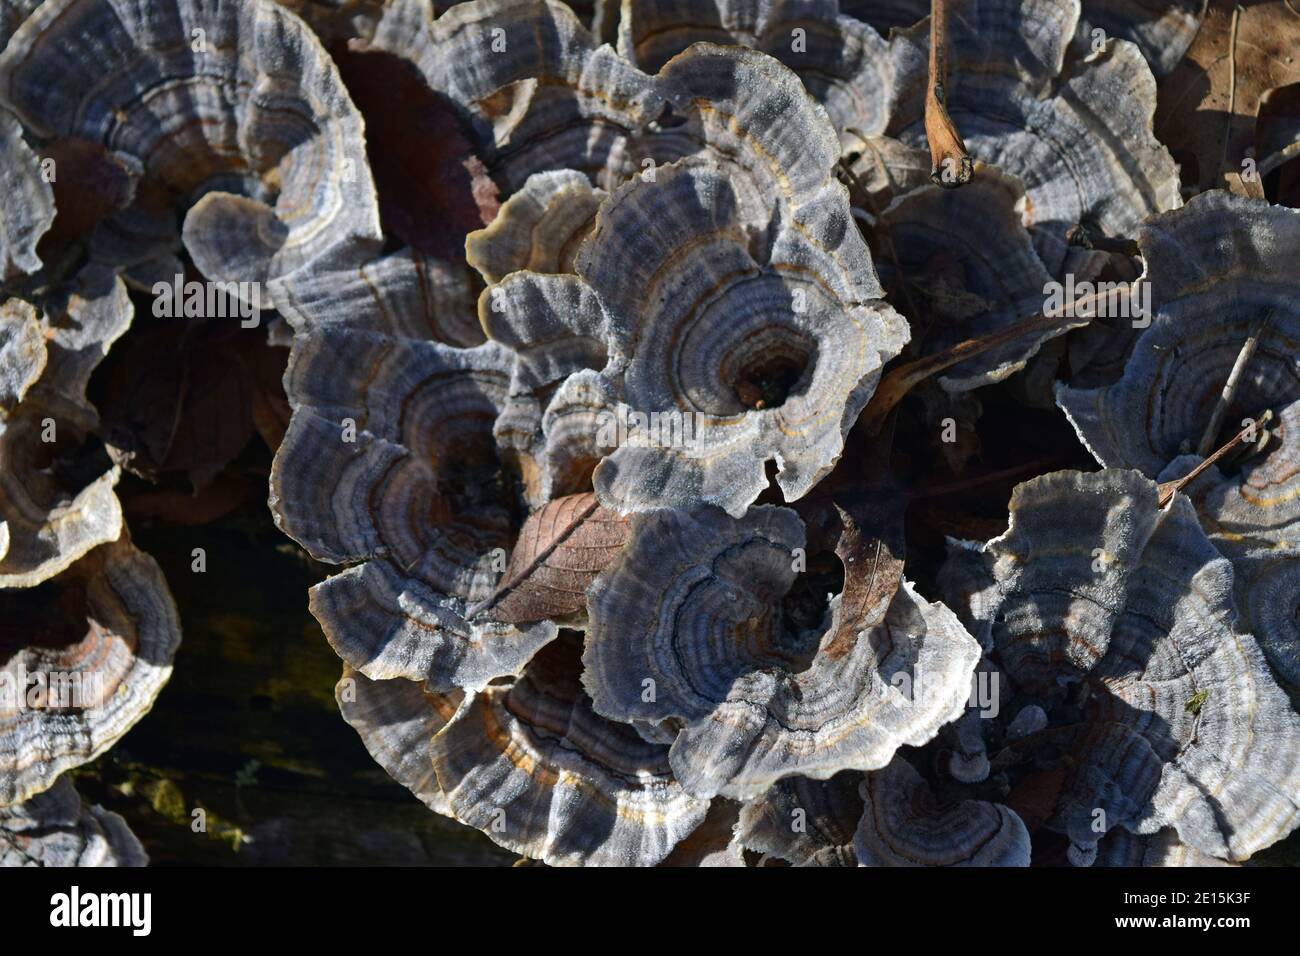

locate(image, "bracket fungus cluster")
[[0, 0, 382, 291], [941, 470, 1300, 864], [2, 234, 180, 867], [252, 0, 1300, 867], [0, 534, 180, 865], [2, 0, 1298, 869], [1, 776, 147, 867]]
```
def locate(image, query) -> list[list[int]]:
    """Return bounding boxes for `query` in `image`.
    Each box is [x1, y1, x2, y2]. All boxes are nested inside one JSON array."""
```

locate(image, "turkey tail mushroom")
[[881, 0, 1180, 275], [0, 536, 180, 807], [465, 170, 605, 284], [615, 0, 896, 147], [1, 777, 147, 867], [1057, 194, 1300, 683], [496, 159, 907, 517], [368, 0, 669, 193], [0, 269, 130, 588], [336, 666, 461, 815], [0, 0, 382, 289], [430, 634, 710, 866], [946, 468, 1300, 862], [583, 504, 980, 800], [0, 108, 54, 279], [736, 771, 866, 866], [853, 757, 1031, 866], [270, 333, 556, 690]]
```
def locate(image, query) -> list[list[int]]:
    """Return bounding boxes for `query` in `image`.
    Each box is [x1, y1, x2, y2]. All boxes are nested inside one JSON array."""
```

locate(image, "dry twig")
[[926, 0, 973, 188]]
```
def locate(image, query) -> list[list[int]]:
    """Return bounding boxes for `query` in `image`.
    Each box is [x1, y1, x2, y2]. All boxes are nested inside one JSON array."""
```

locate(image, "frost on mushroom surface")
[[0, 0, 382, 289], [583, 504, 980, 800], [881, 0, 1181, 275], [0, 271, 130, 588], [270, 332, 556, 689], [1, 776, 147, 867], [429, 633, 710, 866], [949, 469, 1300, 862], [487, 159, 907, 517], [0, 536, 180, 807]]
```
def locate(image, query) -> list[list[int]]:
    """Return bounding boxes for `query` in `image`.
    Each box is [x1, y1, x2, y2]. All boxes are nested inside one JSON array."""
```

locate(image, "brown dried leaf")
[[472, 493, 630, 625], [1005, 768, 1067, 834], [37, 138, 134, 250], [332, 41, 500, 261], [100, 318, 257, 489], [124, 474, 256, 526], [821, 502, 906, 660], [249, 342, 290, 452], [1156, 1, 1300, 193], [158, 340, 253, 489]]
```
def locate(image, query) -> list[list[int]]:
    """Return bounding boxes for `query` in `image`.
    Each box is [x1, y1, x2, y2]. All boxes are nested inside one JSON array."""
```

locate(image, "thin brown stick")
[[1159, 418, 1258, 508], [1065, 223, 1140, 258], [1222, 4, 1243, 174], [858, 285, 1134, 435], [838, 157, 925, 329], [926, 0, 972, 188], [1195, 309, 1272, 456], [909, 456, 1067, 501], [1258, 139, 1300, 178]]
